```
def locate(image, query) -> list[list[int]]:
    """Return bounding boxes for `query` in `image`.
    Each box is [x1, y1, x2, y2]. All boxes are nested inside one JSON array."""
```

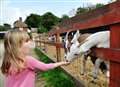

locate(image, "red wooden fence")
[[92, 24, 120, 87], [48, 1, 120, 87]]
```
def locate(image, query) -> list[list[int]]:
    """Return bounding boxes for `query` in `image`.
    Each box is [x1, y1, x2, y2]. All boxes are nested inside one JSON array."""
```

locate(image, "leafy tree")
[[38, 25, 48, 33], [95, 3, 104, 8], [76, 3, 104, 15], [4, 23, 11, 30], [25, 14, 41, 28], [25, 12, 60, 32], [41, 12, 60, 31], [0, 23, 11, 31], [76, 7, 88, 15], [0, 25, 5, 31], [60, 14, 69, 22]]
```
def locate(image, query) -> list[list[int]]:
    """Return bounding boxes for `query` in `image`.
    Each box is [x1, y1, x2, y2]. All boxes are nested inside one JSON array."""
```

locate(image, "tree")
[[76, 3, 104, 15], [95, 3, 104, 8], [76, 7, 88, 15], [37, 25, 48, 33], [4, 23, 11, 30], [25, 14, 41, 28], [25, 12, 60, 32], [60, 14, 69, 22], [41, 12, 60, 31], [0, 25, 5, 31], [0, 23, 11, 31]]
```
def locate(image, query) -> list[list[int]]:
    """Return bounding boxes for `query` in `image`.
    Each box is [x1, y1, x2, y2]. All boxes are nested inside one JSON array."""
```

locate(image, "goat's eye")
[[71, 42, 73, 44]]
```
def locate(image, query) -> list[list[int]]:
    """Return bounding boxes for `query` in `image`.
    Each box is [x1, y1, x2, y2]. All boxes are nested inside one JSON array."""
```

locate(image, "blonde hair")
[[1, 30, 30, 75]]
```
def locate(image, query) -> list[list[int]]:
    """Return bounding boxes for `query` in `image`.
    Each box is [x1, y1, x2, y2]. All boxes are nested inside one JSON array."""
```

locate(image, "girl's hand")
[[54, 61, 70, 68], [60, 61, 70, 66]]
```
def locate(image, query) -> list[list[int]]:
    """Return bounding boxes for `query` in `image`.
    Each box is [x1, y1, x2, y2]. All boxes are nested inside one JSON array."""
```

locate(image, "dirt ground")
[[41, 44, 109, 87]]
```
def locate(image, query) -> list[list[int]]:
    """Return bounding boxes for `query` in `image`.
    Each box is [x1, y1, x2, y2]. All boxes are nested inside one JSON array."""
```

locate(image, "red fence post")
[[109, 23, 120, 87]]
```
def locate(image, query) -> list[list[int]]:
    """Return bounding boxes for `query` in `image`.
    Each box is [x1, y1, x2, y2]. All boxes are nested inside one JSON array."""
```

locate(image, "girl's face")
[[20, 40, 35, 55]]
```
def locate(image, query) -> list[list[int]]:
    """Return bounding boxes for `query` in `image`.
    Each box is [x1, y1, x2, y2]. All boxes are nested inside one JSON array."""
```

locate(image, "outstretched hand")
[[61, 61, 70, 66], [54, 61, 70, 68]]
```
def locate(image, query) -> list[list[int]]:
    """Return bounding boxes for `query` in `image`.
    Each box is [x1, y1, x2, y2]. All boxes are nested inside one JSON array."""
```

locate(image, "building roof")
[[13, 17, 28, 28]]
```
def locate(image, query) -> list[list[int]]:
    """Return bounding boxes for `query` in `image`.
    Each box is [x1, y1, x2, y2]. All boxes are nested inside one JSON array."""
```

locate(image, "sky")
[[0, 0, 115, 26]]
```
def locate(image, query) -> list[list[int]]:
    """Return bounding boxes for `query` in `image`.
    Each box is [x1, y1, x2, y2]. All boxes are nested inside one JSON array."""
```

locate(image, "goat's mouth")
[[65, 57, 77, 62], [66, 60, 69, 62], [74, 53, 79, 56], [65, 58, 72, 62]]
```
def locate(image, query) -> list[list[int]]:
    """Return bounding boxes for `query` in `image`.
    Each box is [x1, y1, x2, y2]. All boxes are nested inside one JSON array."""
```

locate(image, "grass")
[[34, 48, 75, 87]]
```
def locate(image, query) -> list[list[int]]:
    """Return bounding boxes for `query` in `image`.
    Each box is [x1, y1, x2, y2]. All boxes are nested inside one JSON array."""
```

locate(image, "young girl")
[[1, 30, 70, 87]]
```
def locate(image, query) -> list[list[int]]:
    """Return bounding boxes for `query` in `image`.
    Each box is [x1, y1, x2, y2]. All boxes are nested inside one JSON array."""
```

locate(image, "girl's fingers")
[[63, 61, 70, 65]]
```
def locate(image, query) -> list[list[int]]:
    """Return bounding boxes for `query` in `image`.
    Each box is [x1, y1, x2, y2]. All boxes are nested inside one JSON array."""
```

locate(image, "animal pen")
[[35, 1, 120, 87]]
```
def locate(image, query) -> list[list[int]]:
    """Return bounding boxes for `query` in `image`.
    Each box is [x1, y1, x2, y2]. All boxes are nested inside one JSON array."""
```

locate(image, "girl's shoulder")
[[25, 55, 41, 65], [26, 55, 38, 63], [25, 56, 37, 70]]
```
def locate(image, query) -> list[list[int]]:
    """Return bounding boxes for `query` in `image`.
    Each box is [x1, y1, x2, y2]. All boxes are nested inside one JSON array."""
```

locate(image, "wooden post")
[[90, 24, 120, 87], [55, 33, 61, 62], [43, 34, 46, 52], [39, 34, 41, 47], [109, 23, 120, 87]]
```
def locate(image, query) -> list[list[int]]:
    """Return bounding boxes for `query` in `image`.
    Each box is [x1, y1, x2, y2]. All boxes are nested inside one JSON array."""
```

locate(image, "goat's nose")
[[74, 54, 78, 56], [66, 59, 69, 62]]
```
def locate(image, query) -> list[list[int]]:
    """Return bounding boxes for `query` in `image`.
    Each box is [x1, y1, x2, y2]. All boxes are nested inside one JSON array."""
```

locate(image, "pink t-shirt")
[[5, 56, 55, 87]]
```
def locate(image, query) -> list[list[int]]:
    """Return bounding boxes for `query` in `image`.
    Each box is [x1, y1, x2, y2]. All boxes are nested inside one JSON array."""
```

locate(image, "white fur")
[[71, 30, 80, 44], [66, 31, 110, 61]]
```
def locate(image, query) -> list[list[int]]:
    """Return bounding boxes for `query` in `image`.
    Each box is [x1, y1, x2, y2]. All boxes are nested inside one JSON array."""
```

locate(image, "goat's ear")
[[74, 30, 80, 37], [79, 33, 81, 36], [71, 32, 74, 36], [76, 30, 79, 35], [77, 30, 82, 35]]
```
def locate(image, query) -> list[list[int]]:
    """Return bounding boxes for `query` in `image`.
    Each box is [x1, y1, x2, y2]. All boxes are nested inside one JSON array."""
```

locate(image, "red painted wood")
[[48, 1, 120, 35], [109, 24, 120, 87], [47, 1, 120, 87], [93, 48, 120, 63], [49, 8, 120, 35], [110, 24, 120, 48], [92, 24, 120, 87]]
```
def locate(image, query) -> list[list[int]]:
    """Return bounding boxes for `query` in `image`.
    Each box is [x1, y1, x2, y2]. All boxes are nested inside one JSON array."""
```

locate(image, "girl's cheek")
[[20, 41, 35, 55], [21, 43, 30, 55], [27, 41, 36, 49]]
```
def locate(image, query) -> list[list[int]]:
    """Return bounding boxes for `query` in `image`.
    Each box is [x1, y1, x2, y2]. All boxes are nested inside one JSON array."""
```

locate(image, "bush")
[[37, 25, 48, 33], [34, 48, 75, 87]]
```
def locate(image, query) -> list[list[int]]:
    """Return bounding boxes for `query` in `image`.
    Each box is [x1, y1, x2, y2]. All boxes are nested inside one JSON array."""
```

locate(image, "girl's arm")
[[53, 61, 70, 68], [27, 56, 69, 71]]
